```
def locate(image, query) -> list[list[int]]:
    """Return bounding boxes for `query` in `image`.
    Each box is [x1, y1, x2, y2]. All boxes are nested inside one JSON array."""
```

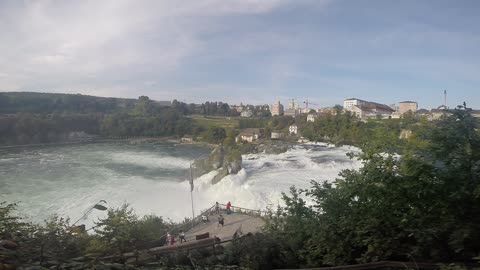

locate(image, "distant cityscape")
[[227, 92, 480, 122]]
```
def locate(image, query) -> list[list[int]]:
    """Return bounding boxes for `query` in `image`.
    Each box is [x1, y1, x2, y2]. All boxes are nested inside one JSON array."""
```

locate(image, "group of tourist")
[[166, 230, 186, 246], [215, 201, 232, 227], [214, 201, 232, 214], [165, 201, 234, 246]]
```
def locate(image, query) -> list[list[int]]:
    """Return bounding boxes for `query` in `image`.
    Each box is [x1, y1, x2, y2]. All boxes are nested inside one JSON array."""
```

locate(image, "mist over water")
[[0, 142, 361, 227]]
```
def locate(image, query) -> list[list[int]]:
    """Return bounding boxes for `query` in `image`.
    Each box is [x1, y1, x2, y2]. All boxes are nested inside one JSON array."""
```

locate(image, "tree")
[[264, 106, 480, 267], [205, 127, 227, 144], [133, 96, 155, 116]]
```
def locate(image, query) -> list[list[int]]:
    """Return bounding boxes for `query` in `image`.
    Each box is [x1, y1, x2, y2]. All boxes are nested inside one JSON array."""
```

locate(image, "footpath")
[[185, 210, 265, 241]]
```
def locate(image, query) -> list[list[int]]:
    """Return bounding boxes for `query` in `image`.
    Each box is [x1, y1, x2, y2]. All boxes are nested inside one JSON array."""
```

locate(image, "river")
[[0, 142, 361, 227]]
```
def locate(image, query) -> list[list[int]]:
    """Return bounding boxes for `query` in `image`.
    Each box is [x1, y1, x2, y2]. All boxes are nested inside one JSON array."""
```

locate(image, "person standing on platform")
[[179, 231, 186, 243], [226, 201, 232, 214], [218, 214, 224, 227], [215, 201, 220, 214]]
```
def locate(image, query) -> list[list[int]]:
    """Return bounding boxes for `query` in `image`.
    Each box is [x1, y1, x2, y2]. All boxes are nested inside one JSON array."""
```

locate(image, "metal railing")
[[216, 203, 268, 217], [102, 203, 267, 261], [133, 203, 267, 250]]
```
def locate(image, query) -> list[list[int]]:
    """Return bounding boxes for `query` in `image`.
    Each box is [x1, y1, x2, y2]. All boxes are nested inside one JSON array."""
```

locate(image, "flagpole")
[[189, 160, 195, 228]]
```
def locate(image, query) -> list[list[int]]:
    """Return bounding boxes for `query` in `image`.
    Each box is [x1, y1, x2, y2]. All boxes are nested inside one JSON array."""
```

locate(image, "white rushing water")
[[0, 142, 361, 227]]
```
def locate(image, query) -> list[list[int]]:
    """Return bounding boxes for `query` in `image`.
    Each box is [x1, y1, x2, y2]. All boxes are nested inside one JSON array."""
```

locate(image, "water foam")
[[0, 142, 361, 226], [109, 152, 190, 169], [187, 143, 362, 213]]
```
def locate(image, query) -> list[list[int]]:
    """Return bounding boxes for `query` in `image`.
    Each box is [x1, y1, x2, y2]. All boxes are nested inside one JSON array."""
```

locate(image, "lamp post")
[[72, 200, 108, 227]]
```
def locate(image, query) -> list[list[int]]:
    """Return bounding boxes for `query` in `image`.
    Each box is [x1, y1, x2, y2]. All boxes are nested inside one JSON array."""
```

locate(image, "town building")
[[390, 112, 402, 119], [399, 101, 418, 114], [283, 99, 301, 117], [231, 103, 245, 113], [344, 98, 395, 120], [429, 108, 449, 121], [288, 100, 300, 110], [271, 131, 285, 140], [349, 102, 395, 119], [236, 128, 262, 143], [390, 104, 399, 112], [284, 108, 299, 117], [271, 101, 284, 116], [289, 124, 298, 135], [240, 109, 253, 118], [318, 107, 338, 115], [307, 113, 318, 122], [256, 104, 271, 113], [416, 109, 430, 116], [181, 135, 194, 143], [343, 98, 367, 111]]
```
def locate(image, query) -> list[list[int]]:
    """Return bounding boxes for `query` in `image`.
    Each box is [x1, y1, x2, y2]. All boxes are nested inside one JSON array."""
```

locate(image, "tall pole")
[[189, 161, 195, 228], [444, 90, 447, 108]]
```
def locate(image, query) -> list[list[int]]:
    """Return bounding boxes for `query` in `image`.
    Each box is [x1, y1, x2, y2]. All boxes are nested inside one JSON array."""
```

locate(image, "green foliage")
[[299, 110, 417, 151], [93, 204, 171, 254], [0, 201, 173, 264], [223, 129, 239, 148], [0, 92, 136, 114], [0, 113, 101, 145], [34, 216, 88, 260], [0, 202, 21, 233], [203, 126, 227, 144], [223, 233, 289, 270], [0, 202, 90, 263], [261, 106, 480, 267], [100, 108, 193, 138], [93, 203, 140, 254], [132, 96, 156, 116]]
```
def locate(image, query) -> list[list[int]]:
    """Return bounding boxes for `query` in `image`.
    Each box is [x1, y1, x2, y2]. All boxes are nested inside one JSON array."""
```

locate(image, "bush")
[[223, 233, 289, 270]]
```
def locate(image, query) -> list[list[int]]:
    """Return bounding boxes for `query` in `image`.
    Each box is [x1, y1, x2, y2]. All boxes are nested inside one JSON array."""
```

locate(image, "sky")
[[0, 0, 479, 109]]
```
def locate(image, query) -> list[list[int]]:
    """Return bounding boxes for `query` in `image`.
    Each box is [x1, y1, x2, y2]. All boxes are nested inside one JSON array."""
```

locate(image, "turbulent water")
[[0, 142, 361, 227]]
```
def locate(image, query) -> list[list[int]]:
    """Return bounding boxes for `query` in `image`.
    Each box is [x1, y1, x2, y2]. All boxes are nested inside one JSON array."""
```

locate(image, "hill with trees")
[[0, 92, 137, 114]]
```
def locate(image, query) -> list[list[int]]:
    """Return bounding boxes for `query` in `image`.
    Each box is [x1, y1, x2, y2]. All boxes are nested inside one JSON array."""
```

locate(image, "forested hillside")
[[0, 92, 246, 145], [0, 92, 137, 114]]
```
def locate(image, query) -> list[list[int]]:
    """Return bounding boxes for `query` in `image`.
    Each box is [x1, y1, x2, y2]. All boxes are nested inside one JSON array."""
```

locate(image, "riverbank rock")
[[209, 146, 224, 170], [192, 145, 242, 185], [240, 141, 291, 155]]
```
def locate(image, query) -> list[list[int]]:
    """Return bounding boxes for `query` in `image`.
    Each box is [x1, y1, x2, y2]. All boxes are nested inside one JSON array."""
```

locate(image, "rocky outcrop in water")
[[239, 141, 290, 155], [192, 145, 242, 185]]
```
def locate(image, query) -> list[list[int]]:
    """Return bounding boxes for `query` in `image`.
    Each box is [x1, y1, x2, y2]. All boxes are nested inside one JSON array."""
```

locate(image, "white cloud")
[[1, 0, 478, 109], [0, 0, 303, 91]]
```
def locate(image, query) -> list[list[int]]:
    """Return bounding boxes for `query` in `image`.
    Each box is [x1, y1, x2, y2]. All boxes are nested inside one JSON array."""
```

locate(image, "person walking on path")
[[226, 201, 232, 215], [215, 201, 220, 214], [179, 231, 186, 243], [202, 214, 208, 223], [166, 232, 172, 246], [218, 214, 224, 227], [166, 232, 175, 246], [170, 234, 175, 245]]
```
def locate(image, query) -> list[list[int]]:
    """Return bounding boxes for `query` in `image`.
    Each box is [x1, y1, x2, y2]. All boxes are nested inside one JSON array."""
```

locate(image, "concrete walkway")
[[185, 212, 265, 241]]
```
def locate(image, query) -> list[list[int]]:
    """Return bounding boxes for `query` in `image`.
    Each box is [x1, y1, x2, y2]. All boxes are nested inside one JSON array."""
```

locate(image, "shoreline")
[[0, 136, 217, 150]]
